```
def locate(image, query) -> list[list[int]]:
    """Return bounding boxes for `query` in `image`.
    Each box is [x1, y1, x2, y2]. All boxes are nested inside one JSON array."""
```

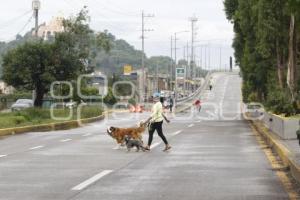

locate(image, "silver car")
[[244, 103, 265, 120], [11, 99, 33, 111]]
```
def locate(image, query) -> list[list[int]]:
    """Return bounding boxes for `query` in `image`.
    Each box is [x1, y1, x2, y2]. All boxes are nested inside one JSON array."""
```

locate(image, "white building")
[[34, 16, 64, 40], [0, 81, 14, 94]]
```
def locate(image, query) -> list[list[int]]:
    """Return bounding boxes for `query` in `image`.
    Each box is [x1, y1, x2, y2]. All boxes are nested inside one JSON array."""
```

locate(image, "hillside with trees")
[[224, 0, 300, 116], [0, 26, 170, 78]]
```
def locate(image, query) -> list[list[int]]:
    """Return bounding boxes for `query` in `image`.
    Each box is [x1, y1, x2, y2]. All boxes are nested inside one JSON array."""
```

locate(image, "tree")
[[2, 41, 54, 107], [224, 0, 300, 114], [2, 8, 111, 107]]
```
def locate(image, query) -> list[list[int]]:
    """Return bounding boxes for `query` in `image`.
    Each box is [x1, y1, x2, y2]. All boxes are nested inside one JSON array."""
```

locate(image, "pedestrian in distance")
[[169, 97, 174, 113], [144, 97, 171, 152], [209, 78, 213, 91], [194, 99, 201, 112]]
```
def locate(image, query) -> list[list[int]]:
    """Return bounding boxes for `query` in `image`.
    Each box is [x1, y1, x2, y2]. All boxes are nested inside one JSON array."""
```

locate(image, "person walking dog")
[[144, 97, 171, 151]]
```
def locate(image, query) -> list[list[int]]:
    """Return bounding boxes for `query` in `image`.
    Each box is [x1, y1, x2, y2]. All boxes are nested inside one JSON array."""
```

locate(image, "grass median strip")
[[0, 106, 103, 129], [71, 170, 113, 191]]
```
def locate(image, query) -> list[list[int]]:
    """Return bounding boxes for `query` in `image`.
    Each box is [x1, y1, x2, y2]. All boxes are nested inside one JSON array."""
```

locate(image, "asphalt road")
[[0, 72, 290, 200]]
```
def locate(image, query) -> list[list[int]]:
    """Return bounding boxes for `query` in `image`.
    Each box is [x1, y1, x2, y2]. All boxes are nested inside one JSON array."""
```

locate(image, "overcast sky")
[[0, 0, 234, 69]]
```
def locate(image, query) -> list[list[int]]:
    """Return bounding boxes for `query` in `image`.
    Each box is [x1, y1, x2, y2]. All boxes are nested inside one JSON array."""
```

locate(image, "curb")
[[250, 120, 300, 184], [0, 110, 119, 137]]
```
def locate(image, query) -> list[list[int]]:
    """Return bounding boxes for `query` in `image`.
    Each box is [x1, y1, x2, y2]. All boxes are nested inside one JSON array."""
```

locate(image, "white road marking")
[[188, 124, 194, 128], [60, 139, 72, 142], [72, 170, 113, 191], [172, 130, 182, 136], [30, 146, 44, 150], [83, 133, 92, 137], [196, 120, 202, 123], [0, 155, 7, 158]]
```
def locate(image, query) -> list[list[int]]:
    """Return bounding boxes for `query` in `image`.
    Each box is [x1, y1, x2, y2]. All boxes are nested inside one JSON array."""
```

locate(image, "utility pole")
[[208, 45, 211, 71], [185, 42, 189, 94], [174, 30, 188, 102], [141, 11, 154, 103], [219, 45, 222, 71], [189, 16, 198, 79], [31, 0, 41, 104], [170, 36, 173, 91], [204, 45, 207, 70], [32, 0, 41, 37]]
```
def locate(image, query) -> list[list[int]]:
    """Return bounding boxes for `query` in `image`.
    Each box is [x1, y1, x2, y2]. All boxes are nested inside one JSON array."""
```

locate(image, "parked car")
[[11, 99, 33, 111], [245, 103, 265, 119], [66, 101, 77, 109]]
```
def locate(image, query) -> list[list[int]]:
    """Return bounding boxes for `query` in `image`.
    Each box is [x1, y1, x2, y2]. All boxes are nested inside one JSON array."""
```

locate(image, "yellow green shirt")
[[151, 102, 164, 122]]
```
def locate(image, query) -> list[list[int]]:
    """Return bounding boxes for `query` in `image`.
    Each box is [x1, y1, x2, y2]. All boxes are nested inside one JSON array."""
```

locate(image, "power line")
[[16, 14, 34, 36], [0, 10, 32, 31], [103, 0, 140, 16], [93, 0, 139, 17]]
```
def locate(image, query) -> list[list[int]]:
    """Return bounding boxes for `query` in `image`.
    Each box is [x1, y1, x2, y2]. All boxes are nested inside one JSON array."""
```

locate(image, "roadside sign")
[[124, 65, 132, 75], [176, 67, 185, 78]]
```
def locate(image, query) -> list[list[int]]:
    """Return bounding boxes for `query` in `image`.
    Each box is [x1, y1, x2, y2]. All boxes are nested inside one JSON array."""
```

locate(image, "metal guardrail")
[[176, 72, 211, 106]]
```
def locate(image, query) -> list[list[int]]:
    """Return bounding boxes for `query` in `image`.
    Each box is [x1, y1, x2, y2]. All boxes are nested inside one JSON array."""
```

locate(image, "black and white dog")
[[124, 135, 146, 152]]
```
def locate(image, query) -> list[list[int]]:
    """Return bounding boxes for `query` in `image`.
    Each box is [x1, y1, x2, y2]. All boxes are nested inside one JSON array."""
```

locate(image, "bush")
[[0, 106, 103, 129], [103, 88, 117, 105], [79, 106, 103, 119], [128, 98, 136, 106], [265, 89, 296, 117]]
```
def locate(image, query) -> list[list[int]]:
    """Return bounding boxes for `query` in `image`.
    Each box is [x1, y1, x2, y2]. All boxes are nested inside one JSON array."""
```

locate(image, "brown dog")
[[107, 122, 147, 146]]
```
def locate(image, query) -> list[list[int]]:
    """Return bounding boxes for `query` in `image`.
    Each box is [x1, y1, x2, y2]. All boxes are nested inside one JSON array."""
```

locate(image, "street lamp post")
[[174, 31, 189, 102], [32, 0, 41, 37]]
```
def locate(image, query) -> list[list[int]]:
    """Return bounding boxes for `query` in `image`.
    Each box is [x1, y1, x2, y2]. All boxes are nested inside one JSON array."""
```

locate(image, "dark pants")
[[148, 121, 168, 146]]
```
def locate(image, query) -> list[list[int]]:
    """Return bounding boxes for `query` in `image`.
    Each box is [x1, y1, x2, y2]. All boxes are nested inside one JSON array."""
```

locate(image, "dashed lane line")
[[83, 133, 92, 137], [29, 146, 44, 150], [188, 124, 195, 128], [71, 170, 114, 191], [0, 155, 7, 158], [60, 139, 72, 142], [172, 130, 182, 136]]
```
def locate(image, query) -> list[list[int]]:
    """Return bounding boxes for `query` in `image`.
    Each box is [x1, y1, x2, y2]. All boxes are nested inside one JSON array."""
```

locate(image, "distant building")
[[0, 81, 14, 94], [34, 16, 64, 40], [147, 74, 169, 96]]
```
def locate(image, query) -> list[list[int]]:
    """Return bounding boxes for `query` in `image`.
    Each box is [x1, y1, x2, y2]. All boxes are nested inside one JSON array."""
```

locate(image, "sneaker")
[[144, 146, 150, 151], [163, 145, 171, 152]]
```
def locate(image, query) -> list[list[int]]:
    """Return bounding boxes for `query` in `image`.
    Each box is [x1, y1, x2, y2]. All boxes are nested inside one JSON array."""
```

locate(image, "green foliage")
[[103, 88, 117, 105], [265, 89, 296, 116], [1, 8, 111, 107], [128, 98, 136, 106], [224, 0, 300, 115], [0, 106, 103, 129]]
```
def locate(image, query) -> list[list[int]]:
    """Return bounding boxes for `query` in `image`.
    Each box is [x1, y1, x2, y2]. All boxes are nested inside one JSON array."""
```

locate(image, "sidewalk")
[[252, 121, 300, 184]]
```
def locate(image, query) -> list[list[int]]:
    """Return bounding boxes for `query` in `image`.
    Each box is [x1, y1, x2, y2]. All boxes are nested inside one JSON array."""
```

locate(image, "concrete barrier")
[[262, 112, 299, 140], [251, 121, 300, 184]]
